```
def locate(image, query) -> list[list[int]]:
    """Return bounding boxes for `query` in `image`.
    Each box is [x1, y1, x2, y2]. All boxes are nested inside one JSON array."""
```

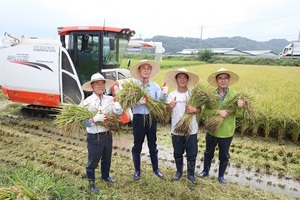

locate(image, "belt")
[[88, 131, 109, 135], [134, 114, 149, 117]]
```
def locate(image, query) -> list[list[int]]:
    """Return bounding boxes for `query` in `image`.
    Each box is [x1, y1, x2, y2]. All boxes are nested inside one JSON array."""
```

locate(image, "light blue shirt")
[[132, 79, 167, 115]]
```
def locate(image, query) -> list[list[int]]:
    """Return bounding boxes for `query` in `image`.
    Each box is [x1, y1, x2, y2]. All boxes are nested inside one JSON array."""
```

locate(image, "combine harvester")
[[278, 42, 300, 59], [0, 26, 135, 117]]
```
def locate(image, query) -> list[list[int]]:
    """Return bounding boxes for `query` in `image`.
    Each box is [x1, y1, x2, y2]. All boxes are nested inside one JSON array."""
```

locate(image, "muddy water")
[[113, 134, 300, 199]]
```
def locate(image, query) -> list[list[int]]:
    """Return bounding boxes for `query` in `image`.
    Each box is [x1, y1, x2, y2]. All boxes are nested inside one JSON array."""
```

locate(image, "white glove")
[[92, 113, 106, 122], [113, 102, 121, 110], [137, 96, 147, 105], [161, 86, 168, 95]]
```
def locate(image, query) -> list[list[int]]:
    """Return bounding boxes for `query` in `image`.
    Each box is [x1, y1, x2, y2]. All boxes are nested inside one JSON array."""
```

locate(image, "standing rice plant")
[[289, 115, 300, 144], [174, 83, 219, 135], [273, 113, 291, 144], [262, 113, 278, 141], [237, 117, 251, 136], [251, 112, 262, 138], [259, 101, 277, 141]]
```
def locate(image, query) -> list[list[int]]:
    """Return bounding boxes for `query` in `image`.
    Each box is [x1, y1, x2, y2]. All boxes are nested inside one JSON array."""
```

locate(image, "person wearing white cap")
[[197, 68, 244, 184], [130, 60, 168, 180], [165, 68, 201, 184], [81, 72, 123, 194]]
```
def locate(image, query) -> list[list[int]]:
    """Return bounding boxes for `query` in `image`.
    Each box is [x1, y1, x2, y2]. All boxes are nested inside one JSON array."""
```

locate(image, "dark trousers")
[[172, 134, 198, 162], [204, 133, 233, 163], [132, 114, 158, 157], [86, 132, 112, 171]]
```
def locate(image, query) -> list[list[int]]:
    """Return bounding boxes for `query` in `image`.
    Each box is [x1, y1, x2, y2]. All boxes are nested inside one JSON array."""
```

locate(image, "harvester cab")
[[0, 26, 135, 117]]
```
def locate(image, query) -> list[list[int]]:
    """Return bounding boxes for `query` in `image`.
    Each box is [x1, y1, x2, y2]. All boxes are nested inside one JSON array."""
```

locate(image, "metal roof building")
[[243, 50, 278, 58], [176, 48, 278, 58]]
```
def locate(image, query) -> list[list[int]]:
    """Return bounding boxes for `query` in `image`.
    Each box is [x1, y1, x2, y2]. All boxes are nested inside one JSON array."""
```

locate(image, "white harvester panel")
[[0, 37, 62, 107]]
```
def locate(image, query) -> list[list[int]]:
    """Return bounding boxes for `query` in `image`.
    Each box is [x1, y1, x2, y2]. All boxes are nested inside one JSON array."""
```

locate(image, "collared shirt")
[[81, 93, 114, 134], [218, 88, 229, 102], [132, 79, 167, 115]]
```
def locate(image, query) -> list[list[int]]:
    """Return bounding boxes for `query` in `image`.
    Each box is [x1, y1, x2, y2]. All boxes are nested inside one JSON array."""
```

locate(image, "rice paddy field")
[[0, 61, 300, 199], [152, 63, 300, 144]]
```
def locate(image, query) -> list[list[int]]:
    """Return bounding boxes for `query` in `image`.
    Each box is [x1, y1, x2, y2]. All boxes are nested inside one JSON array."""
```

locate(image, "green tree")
[[198, 49, 213, 62]]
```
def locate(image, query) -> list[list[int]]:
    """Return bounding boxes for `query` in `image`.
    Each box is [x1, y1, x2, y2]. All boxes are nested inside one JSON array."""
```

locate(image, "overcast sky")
[[1, 0, 299, 42]]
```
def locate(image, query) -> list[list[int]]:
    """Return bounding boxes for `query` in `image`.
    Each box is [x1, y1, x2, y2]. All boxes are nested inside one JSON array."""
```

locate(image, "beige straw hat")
[[82, 72, 115, 91], [165, 68, 199, 89], [130, 60, 160, 79], [207, 68, 239, 87]]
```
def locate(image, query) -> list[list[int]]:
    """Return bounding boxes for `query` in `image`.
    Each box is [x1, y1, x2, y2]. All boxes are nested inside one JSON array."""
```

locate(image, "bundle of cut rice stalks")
[[53, 102, 122, 136], [115, 79, 144, 109], [116, 79, 169, 124], [174, 83, 219, 135], [204, 91, 254, 134], [147, 98, 170, 124]]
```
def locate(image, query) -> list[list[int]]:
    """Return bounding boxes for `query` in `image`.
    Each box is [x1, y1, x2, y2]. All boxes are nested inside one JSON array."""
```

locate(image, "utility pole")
[[199, 25, 203, 50]]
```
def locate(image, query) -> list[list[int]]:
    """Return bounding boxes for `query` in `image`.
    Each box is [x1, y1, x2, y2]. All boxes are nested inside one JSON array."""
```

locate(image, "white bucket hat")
[[81, 72, 115, 91], [207, 68, 239, 87], [165, 68, 199, 89], [130, 60, 160, 79]]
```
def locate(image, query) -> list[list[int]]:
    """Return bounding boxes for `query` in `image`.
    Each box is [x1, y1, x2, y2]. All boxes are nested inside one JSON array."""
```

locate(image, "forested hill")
[[143, 35, 291, 54]]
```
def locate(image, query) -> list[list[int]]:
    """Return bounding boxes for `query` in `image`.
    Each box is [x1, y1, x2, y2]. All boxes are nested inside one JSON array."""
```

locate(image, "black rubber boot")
[[88, 181, 99, 194], [86, 169, 99, 194], [101, 162, 116, 183], [173, 158, 183, 181], [197, 157, 211, 178], [132, 154, 141, 180], [150, 153, 164, 178], [187, 161, 196, 184], [218, 162, 228, 184]]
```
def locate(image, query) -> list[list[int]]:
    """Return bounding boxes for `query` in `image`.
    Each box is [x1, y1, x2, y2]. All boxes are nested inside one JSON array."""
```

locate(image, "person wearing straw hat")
[[197, 68, 244, 184], [165, 68, 201, 184], [81, 72, 124, 194], [130, 60, 168, 180]]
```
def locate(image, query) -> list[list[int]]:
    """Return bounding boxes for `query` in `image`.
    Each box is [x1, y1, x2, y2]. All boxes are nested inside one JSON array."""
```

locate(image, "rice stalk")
[[53, 102, 123, 136], [290, 115, 300, 144], [174, 83, 219, 135], [115, 79, 169, 125], [147, 99, 170, 124], [204, 115, 224, 133], [0, 186, 28, 199], [115, 79, 144, 109], [174, 114, 193, 135], [238, 119, 250, 136], [189, 83, 219, 109], [204, 91, 254, 134]]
